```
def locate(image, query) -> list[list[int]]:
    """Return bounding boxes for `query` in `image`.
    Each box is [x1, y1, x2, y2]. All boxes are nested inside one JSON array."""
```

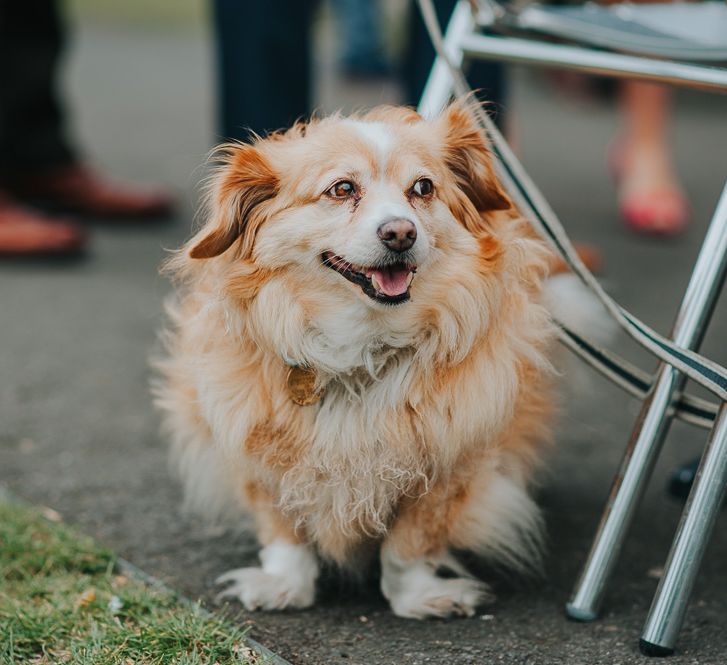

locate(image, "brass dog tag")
[[286, 366, 323, 406]]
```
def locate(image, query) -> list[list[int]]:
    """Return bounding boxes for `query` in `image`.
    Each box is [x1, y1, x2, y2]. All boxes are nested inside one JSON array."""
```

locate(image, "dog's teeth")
[[370, 274, 382, 292], [406, 272, 414, 287]]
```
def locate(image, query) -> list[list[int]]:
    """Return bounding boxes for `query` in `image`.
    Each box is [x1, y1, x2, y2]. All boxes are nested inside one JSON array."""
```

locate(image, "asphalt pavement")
[[1, 14, 726, 665]]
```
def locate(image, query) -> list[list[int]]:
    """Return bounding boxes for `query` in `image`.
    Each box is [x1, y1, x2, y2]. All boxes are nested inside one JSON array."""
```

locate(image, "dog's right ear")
[[438, 102, 511, 215], [189, 143, 278, 259]]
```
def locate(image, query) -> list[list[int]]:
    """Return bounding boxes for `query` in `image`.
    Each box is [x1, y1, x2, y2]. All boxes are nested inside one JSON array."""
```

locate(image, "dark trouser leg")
[[212, 0, 318, 141], [0, 0, 77, 175], [333, 0, 388, 73], [403, 0, 505, 125]]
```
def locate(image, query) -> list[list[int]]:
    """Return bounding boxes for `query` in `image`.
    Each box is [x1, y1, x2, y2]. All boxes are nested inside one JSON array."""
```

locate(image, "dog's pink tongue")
[[371, 266, 411, 296]]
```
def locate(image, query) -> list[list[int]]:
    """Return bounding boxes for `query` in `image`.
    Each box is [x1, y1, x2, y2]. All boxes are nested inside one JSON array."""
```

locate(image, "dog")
[[156, 102, 577, 619]]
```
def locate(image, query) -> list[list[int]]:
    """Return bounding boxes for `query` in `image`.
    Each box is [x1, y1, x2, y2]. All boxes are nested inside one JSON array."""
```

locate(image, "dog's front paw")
[[387, 575, 493, 619], [381, 548, 493, 619], [215, 541, 319, 611], [215, 567, 315, 610]]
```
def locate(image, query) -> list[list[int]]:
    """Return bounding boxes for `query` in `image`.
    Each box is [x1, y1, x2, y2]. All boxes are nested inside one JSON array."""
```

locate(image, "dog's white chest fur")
[[279, 354, 429, 549]]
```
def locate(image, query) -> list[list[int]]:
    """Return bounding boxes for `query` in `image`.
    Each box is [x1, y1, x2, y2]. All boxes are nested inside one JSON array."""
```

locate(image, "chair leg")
[[566, 364, 685, 621], [566, 189, 727, 622], [640, 403, 727, 656], [417, 0, 473, 118]]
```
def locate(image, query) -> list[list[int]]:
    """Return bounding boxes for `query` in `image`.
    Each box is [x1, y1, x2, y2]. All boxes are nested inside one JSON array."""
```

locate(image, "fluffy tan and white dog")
[[156, 102, 572, 619]]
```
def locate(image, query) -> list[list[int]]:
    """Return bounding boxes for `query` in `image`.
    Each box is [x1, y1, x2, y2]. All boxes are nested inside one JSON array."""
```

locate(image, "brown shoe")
[[4, 164, 175, 220], [548, 243, 603, 276], [0, 193, 87, 257]]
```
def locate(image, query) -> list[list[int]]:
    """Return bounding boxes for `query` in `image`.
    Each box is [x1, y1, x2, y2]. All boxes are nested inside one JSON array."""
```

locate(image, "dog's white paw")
[[388, 574, 492, 619], [381, 548, 493, 619], [215, 567, 315, 610], [215, 541, 318, 611]]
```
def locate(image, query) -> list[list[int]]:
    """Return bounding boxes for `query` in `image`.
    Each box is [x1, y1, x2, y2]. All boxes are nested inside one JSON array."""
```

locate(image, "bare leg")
[[614, 81, 688, 235]]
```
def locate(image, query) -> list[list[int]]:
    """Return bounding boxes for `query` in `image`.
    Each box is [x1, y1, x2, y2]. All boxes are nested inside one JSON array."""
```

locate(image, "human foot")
[[610, 141, 689, 236], [3, 164, 174, 220], [548, 243, 602, 276], [0, 193, 87, 257]]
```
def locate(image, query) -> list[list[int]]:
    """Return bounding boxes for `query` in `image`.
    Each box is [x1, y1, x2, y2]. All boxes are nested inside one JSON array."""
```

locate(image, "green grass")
[[68, 0, 207, 30], [0, 501, 263, 665]]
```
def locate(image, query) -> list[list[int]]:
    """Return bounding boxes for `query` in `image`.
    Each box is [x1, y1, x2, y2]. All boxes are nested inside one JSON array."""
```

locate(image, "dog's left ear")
[[439, 103, 511, 215], [189, 143, 278, 259]]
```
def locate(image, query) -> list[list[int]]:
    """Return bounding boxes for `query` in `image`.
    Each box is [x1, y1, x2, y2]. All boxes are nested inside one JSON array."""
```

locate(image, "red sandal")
[[620, 187, 689, 236], [608, 142, 689, 237]]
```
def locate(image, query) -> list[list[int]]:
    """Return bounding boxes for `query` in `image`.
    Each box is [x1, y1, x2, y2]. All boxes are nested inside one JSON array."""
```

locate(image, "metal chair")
[[416, 0, 727, 655]]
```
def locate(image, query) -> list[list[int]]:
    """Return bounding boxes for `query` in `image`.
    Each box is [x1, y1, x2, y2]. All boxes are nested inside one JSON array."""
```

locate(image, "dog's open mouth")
[[322, 251, 416, 305]]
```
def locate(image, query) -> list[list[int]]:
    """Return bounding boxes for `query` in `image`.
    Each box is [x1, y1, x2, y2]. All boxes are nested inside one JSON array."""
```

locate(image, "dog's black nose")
[[377, 219, 417, 253]]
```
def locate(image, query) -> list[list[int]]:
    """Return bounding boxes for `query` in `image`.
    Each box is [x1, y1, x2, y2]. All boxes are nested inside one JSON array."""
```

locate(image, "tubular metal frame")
[[567, 184, 727, 628], [417, 1, 727, 656]]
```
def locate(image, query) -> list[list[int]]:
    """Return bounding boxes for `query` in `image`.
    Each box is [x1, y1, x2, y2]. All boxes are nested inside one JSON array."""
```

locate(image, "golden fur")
[[155, 102, 559, 617]]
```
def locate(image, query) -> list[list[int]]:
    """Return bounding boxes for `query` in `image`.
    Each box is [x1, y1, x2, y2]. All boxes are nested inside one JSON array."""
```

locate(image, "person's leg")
[[0, 1, 172, 255], [332, 0, 390, 78], [613, 81, 688, 235], [403, 0, 505, 124], [598, 0, 688, 235], [0, 1, 87, 256], [212, 0, 317, 141], [0, 0, 77, 175]]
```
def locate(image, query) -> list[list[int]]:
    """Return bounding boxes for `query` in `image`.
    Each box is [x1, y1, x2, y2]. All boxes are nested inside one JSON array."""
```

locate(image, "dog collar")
[[286, 365, 323, 406]]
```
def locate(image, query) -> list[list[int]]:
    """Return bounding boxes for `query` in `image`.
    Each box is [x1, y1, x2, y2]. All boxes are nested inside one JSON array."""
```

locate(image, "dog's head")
[[185, 103, 511, 310]]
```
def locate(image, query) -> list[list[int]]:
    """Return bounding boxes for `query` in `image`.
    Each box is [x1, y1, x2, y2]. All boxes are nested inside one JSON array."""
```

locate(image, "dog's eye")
[[412, 178, 433, 197], [328, 180, 356, 199]]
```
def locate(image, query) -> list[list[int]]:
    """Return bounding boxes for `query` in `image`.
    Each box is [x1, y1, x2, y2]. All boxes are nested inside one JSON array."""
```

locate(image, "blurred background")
[[1, 1, 726, 663]]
